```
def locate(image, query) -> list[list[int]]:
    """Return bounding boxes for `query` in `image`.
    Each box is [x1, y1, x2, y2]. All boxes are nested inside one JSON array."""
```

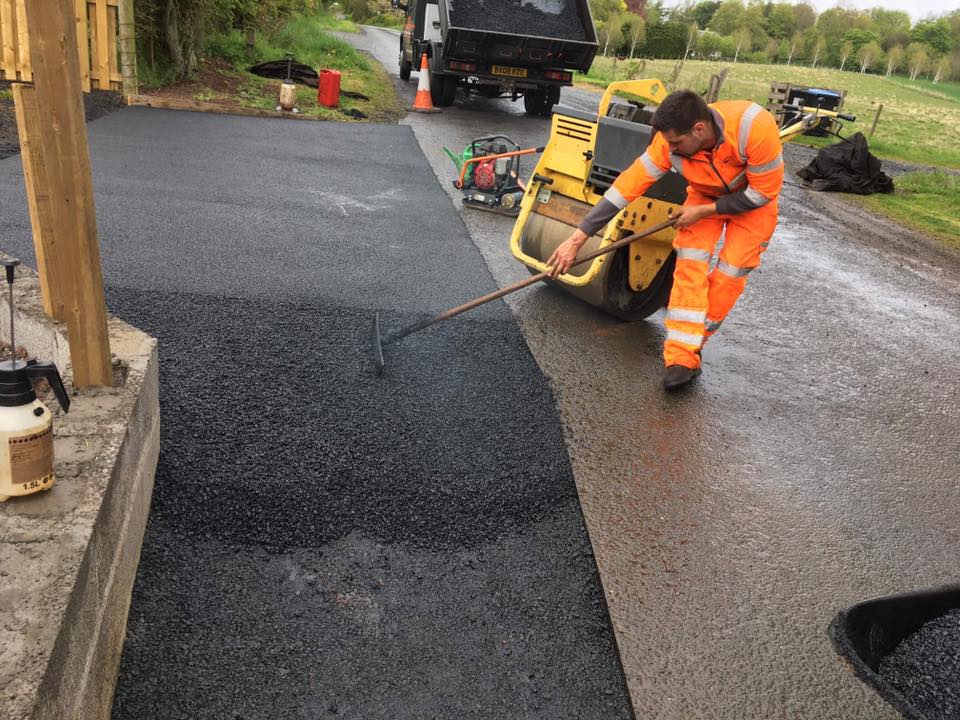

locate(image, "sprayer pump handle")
[[0, 258, 19, 285], [25, 360, 70, 413]]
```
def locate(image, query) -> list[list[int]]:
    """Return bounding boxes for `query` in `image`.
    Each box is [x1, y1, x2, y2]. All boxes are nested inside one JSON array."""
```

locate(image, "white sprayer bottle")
[[0, 258, 70, 502]]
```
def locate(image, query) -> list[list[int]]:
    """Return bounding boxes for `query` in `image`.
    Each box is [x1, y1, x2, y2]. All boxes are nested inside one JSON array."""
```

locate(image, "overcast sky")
[[660, 0, 957, 22], [806, 0, 956, 20]]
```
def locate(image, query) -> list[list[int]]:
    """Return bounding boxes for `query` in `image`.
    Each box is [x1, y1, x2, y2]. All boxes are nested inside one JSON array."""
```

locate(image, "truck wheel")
[[399, 53, 412, 81], [431, 74, 457, 107], [544, 85, 561, 114], [523, 88, 547, 116]]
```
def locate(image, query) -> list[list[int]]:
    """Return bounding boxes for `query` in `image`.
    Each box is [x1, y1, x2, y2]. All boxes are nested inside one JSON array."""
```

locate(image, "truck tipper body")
[[394, 0, 597, 114]]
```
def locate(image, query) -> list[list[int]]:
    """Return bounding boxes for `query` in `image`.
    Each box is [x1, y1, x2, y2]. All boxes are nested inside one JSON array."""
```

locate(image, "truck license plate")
[[491, 65, 527, 78]]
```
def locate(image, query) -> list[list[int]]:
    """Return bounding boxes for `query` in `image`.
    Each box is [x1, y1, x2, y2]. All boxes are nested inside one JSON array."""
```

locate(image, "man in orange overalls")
[[548, 90, 784, 391]]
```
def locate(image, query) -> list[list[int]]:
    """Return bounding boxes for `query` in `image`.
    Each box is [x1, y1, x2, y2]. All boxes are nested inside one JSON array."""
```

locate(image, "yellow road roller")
[[510, 79, 683, 321], [509, 79, 855, 320]]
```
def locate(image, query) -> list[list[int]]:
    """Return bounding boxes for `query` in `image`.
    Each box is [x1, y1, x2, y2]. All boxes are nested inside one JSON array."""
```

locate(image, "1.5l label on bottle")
[[10, 426, 53, 486]]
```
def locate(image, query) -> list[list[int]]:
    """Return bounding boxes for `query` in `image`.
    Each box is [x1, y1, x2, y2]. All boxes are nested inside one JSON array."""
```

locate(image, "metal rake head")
[[371, 312, 384, 376]]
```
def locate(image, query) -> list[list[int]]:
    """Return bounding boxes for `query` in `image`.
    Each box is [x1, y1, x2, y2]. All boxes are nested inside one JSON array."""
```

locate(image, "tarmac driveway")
[[0, 108, 633, 718]]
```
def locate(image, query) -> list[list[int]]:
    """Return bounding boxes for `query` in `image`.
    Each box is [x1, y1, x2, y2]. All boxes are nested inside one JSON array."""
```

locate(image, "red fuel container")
[[318, 69, 341, 108]]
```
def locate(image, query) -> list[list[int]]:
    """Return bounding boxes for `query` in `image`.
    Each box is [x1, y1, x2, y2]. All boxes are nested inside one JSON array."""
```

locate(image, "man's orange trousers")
[[663, 196, 778, 369]]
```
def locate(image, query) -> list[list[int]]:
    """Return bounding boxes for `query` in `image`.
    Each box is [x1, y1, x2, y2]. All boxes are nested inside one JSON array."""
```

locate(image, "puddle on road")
[[771, 222, 958, 330]]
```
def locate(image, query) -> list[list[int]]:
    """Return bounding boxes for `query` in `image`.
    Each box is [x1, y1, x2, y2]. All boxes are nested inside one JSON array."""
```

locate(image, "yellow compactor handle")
[[597, 79, 669, 119]]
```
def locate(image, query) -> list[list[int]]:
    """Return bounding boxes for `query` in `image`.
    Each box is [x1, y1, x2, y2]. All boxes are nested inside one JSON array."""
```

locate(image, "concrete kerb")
[[0, 262, 160, 720]]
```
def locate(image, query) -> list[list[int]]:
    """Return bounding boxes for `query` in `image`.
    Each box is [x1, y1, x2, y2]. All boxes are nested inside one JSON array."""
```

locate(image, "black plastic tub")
[[829, 585, 960, 720]]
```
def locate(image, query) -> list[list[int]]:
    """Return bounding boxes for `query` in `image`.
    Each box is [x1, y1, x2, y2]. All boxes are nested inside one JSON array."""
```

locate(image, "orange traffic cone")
[[410, 53, 441, 114]]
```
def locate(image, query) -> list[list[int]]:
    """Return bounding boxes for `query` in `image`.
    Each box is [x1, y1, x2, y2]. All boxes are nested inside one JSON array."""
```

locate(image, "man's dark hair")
[[651, 90, 711, 134]]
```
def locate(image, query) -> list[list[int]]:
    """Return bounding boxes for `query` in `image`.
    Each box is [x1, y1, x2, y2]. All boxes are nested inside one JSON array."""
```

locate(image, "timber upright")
[[11, 0, 114, 389]]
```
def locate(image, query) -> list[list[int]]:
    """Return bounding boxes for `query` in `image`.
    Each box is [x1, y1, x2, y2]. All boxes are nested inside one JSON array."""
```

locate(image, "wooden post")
[[94, 0, 109, 88], [704, 67, 728, 103], [117, 0, 137, 96], [21, 0, 112, 387], [669, 58, 684, 87], [11, 84, 68, 319], [869, 103, 883, 139]]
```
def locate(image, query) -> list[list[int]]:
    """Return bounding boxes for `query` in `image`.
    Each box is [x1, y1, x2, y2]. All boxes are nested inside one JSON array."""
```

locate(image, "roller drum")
[[519, 212, 675, 321]]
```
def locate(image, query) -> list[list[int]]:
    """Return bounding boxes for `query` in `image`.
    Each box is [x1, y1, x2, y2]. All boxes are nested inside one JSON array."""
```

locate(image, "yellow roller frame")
[[510, 79, 672, 287]]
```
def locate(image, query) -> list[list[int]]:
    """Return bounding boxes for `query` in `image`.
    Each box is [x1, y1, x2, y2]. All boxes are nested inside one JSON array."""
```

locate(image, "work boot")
[[662, 364, 702, 391]]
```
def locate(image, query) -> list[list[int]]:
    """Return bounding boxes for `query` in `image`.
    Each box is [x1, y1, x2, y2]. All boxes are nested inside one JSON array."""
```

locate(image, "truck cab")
[[395, 0, 443, 82]]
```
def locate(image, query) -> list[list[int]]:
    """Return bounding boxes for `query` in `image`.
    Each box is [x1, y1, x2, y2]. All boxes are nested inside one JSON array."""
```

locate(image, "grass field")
[[579, 57, 960, 171], [857, 171, 960, 249]]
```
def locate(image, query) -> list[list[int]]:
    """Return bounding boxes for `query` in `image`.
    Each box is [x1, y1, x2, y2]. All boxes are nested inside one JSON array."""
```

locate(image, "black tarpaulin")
[[797, 132, 894, 195], [249, 59, 320, 87]]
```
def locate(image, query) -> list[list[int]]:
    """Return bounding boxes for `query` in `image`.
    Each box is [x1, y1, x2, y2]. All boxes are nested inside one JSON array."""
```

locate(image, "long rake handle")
[[382, 216, 677, 346]]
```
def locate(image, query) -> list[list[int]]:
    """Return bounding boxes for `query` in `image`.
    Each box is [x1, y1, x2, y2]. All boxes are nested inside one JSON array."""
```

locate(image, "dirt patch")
[[138, 56, 403, 123], [799, 185, 960, 277], [0, 81, 124, 161], [140, 57, 257, 105]]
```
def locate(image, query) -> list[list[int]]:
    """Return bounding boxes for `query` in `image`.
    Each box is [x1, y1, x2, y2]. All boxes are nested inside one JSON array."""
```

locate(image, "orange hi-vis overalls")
[[586, 101, 784, 370]]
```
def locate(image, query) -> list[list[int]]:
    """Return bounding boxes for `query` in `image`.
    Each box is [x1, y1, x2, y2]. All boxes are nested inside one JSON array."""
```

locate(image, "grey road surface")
[[347, 25, 960, 720], [0, 110, 634, 718]]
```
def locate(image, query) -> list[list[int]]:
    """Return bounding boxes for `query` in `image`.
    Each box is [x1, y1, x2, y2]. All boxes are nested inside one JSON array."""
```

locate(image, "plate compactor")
[[446, 136, 543, 217]]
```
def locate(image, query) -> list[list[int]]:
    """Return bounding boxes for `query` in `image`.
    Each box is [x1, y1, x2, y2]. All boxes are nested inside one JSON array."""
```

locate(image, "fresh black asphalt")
[[880, 609, 960, 719], [0, 108, 632, 717], [448, 0, 587, 41]]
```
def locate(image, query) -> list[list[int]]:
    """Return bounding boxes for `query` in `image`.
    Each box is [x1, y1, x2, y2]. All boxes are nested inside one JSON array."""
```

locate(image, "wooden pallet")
[[766, 81, 795, 124]]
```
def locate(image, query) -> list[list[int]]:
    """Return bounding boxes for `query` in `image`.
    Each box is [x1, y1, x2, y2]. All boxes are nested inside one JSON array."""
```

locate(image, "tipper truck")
[[392, 0, 598, 115]]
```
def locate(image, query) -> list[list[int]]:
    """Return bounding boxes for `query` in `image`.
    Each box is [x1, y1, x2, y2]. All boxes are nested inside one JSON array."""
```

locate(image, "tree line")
[[134, 0, 321, 77], [589, 0, 960, 83]]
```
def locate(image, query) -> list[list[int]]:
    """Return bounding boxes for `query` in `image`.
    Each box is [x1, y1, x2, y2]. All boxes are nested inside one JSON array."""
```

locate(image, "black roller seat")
[[590, 115, 687, 204]]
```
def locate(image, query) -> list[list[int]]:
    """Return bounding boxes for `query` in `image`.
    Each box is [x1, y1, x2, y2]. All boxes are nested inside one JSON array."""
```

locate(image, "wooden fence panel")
[[76, 0, 91, 91], [1, 0, 17, 76], [14, 0, 28, 80], [107, 3, 118, 80], [94, 0, 109, 88], [0, 0, 120, 90]]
